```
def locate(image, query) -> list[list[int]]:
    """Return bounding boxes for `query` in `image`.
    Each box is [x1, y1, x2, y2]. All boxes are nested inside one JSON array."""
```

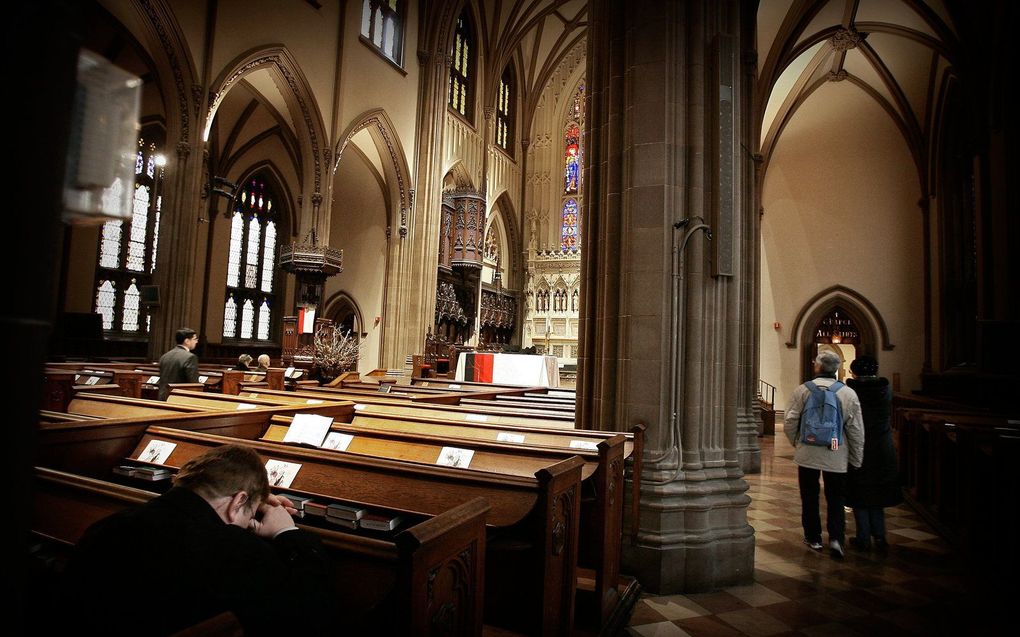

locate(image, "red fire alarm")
[[773, 322, 781, 330]]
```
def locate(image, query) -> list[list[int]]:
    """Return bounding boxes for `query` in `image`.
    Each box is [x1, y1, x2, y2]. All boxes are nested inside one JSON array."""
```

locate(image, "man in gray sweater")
[[785, 352, 865, 558]]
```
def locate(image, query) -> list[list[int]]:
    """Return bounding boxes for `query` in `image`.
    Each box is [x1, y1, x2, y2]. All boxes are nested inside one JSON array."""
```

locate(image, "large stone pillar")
[[578, 0, 755, 593]]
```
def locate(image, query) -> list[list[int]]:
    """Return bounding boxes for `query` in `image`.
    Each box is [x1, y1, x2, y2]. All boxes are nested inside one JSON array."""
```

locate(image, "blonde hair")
[[173, 445, 269, 506]]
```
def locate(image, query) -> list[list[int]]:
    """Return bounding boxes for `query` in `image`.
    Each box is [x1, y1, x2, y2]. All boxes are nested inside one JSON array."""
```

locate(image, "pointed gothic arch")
[[787, 285, 896, 382], [333, 109, 413, 235], [323, 291, 367, 339], [206, 46, 329, 197]]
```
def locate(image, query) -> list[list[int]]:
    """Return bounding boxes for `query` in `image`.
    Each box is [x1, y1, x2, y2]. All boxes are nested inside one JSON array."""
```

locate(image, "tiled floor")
[[625, 426, 1006, 636]]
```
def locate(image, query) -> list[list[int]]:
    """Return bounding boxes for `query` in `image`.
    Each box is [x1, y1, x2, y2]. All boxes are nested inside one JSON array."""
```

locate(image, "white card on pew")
[[321, 432, 354, 451], [85, 376, 100, 385], [236, 403, 258, 410], [496, 432, 526, 443], [284, 366, 296, 379], [265, 460, 301, 488], [465, 414, 488, 422], [199, 375, 209, 383], [248, 393, 259, 398], [74, 374, 81, 382], [436, 447, 474, 468], [137, 440, 177, 464], [305, 399, 324, 404], [569, 440, 599, 451], [146, 376, 159, 384], [448, 384, 462, 389], [353, 403, 366, 411], [284, 413, 333, 447]]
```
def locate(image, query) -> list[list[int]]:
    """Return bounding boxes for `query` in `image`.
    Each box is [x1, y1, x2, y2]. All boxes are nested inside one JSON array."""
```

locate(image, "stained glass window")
[[361, 0, 404, 65], [561, 199, 578, 250], [223, 174, 280, 342], [449, 10, 474, 119], [496, 65, 514, 153], [563, 125, 580, 194], [94, 132, 163, 333]]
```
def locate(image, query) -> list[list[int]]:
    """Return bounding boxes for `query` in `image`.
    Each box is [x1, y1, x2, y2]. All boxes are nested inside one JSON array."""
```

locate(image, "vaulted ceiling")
[[757, 0, 959, 189]]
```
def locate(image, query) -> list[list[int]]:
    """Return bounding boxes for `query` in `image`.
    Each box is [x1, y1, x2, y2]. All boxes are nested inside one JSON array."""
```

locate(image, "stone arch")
[[323, 291, 366, 339], [206, 46, 328, 197], [787, 285, 896, 382], [488, 191, 520, 278], [333, 109, 413, 235], [442, 160, 476, 191]]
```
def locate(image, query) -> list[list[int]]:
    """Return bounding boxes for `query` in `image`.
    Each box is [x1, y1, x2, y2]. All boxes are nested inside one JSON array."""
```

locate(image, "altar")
[[455, 352, 560, 388]]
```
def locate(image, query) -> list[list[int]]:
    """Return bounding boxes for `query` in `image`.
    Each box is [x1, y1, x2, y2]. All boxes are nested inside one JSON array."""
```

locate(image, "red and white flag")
[[298, 307, 316, 334]]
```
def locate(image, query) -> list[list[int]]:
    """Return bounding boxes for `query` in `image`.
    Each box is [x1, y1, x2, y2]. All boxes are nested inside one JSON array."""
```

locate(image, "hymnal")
[[283, 413, 333, 447], [130, 467, 171, 481], [278, 493, 314, 511], [326, 503, 366, 521], [360, 512, 404, 532], [325, 516, 359, 530], [303, 502, 328, 518]]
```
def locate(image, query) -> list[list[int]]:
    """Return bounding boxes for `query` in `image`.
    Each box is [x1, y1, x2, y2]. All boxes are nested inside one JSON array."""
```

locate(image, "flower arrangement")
[[313, 324, 361, 380]]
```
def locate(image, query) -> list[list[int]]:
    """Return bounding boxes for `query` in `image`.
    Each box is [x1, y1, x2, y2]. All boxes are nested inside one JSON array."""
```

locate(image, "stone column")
[[578, 0, 754, 593]]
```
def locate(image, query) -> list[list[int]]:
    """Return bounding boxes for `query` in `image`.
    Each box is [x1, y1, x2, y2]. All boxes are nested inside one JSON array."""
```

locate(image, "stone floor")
[[624, 427, 1006, 636]]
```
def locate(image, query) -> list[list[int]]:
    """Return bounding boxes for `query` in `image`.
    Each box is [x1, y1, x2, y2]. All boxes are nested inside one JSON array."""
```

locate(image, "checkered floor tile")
[[625, 426, 1008, 636]]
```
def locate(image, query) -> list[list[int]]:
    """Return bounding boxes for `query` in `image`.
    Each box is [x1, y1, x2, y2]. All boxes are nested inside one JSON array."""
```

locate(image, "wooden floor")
[[625, 426, 1005, 636]]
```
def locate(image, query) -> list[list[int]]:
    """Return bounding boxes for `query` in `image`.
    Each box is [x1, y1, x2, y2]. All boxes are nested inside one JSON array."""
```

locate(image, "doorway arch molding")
[[786, 285, 895, 352]]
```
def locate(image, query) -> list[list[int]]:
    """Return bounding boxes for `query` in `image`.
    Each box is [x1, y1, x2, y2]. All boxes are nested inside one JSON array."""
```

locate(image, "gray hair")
[[815, 352, 841, 374]]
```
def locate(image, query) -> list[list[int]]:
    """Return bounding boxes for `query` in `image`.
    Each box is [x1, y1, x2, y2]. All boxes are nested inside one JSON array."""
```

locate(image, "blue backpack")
[[800, 381, 844, 448]]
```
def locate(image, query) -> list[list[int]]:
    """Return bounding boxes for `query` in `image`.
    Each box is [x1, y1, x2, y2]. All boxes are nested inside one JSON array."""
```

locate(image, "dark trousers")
[[853, 506, 887, 545], [798, 466, 847, 543]]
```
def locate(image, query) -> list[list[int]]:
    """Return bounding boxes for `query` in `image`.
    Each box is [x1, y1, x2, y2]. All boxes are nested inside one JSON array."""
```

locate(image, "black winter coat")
[[845, 377, 903, 507]]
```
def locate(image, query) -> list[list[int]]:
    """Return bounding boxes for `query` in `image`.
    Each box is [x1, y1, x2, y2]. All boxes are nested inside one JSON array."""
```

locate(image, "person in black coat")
[[63, 445, 332, 636], [846, 355, 902, 551]]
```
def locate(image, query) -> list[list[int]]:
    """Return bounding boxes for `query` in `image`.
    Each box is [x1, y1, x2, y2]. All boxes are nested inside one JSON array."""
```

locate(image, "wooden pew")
[[39, 410, 101, 423], [130, 426, 583, 636], [261, 411, 638, 628], [31, 467, 489, 636], [67, 393, 209, 418], [242, 388, 577, 428]]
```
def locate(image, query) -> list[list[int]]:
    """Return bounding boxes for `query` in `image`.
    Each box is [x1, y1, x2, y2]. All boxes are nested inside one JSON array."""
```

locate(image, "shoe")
[[873, 537, 889, 553], [848, 537, 870, 550], [804, 539, 823, 550], [830, 539, 845, 558]]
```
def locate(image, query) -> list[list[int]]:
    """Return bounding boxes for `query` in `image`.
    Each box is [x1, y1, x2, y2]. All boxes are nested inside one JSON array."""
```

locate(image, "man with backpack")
[[785, 352, 865, 558]]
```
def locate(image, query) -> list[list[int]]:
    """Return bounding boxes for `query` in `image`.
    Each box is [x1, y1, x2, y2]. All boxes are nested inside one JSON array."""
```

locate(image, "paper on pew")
[[321, 432, 354, 451], [569, 440, 599, 451], [496, 432, 526, 443], [448, 384, 462, 389], [199, 375, 209, 383], [137, 440, 177, 464], [305, 399, 324, 404], [465, 414, 488, 422], [436, 447, 474, 469], [265, 459, 301, 488], [353, 404, 366, 411], [236, 403, 258, 410], [146, 376, 159, 384], [284, 413, 334, 447], [284, 367, 296, 379]]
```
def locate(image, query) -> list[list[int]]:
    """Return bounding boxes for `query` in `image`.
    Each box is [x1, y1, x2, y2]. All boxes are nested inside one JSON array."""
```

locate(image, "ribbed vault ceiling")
[[758, 0, 958, 187]]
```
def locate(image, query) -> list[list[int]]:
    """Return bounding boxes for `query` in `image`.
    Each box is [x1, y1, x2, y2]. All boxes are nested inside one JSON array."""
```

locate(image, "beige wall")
[[760, 82, 924, 409], [328, 145, 389, 371]]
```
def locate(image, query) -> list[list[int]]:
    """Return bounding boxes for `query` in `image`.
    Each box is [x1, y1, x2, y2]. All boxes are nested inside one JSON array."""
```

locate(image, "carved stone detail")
[[138, 0, 190, 141], [828, 70, 848, 82], [829, 28, 862, 52]]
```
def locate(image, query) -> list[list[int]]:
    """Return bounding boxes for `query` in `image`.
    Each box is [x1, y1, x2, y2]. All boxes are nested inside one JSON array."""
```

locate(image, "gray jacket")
[[784, 377, 864, 473], [158, 345, 199, 400]]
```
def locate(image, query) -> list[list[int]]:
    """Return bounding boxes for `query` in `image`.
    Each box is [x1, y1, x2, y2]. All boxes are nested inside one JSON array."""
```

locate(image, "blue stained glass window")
[[561, 199, 579, 250], [563, 125, 580, 194]]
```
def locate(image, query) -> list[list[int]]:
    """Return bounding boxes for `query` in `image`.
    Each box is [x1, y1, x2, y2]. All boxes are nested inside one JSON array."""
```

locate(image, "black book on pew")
[[324, 515, 359, 530], [130, 466, 171, 481], [326, 503, 366, 521], [360, 512, 404, 532], [303, 502, 327, 518]]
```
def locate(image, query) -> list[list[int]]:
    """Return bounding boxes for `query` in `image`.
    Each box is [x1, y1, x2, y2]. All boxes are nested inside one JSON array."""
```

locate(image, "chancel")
[[13, 0, 1014, 635]]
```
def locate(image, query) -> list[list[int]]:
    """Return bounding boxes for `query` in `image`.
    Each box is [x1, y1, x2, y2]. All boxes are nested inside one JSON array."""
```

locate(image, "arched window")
[[561, 199, 578, 250], [223, 175, 279, 341], [94, 133, 164, 333], [563, 124, 580, 194], [361, 0, 405, 66], [560, 81, 585, 252], [496, 64, 515, 153], [449, 9, 474, 120]]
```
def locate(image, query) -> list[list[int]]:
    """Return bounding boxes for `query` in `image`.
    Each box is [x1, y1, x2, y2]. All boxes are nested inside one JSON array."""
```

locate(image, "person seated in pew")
[[234, 353, 254, 371], [157, 327, 200, 400], [257, 354, 271, 371], [63, 445, 332, 637]]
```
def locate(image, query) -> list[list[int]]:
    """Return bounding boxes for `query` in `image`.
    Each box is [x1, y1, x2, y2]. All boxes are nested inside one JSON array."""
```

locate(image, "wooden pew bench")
[[31, 466, 489, 636], [124, 426, 583, 636]]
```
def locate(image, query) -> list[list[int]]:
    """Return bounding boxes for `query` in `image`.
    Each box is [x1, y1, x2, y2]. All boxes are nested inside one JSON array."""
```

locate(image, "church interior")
[[12, 0, 1015, 635]]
